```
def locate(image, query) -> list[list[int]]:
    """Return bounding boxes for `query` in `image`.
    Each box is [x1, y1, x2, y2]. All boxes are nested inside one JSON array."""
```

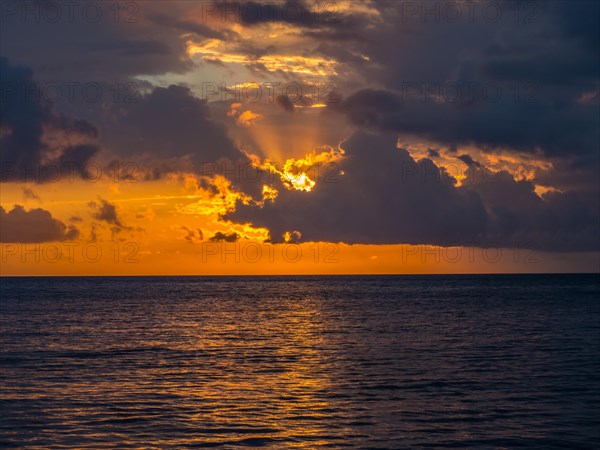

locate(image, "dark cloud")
[[334, 87, 599, 158], [276, 94, 296, 112], [552, 0, 600, 53], [0, 205, 79, 243], [228, 131, 488, 245], [481, 49, 598, 87], [0, 2, 204, 83], [457, 155, 481, 168], [462, 166, 599, 251], [213, 1, 356, 29], [100, 84, 243, 169], [89, 197, 125, 230], [0, 58, 99, 182], [180, 226, 204, 244], [227, 131, 599, 251], [209, 231, 240, 243], [22, 187, 40, 202], [147, 12, 233, 40], [300, 1, 599, 162], [427, 148, 440, 158], [2, 1, 598, 256]]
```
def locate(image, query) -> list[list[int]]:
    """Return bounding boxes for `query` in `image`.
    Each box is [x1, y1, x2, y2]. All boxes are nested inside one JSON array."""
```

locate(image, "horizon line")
[[1, 272, 599, 278]]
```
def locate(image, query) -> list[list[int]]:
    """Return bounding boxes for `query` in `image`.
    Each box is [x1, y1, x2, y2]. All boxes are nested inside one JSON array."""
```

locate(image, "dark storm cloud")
[[0, 2, 207, 82], [301, 1, 599, 161], [147, 12, 233, 40], [334, 87, 599, 158], [0, 205, 79, 243], [552, 0, 600, 53], [0, 59, 251, 184], [21, 187, 40, 202], [89, 198, 123, 228], [212, 1, 356, 29], [276, 94, 296, 112], [88, 197, 143, 236], [101, 84, 240, 162], [180, 226, 204, 244], [228, 131, 489, 245], [481, 48, 598, 87], [457, 155, 481, 168], [2, 0, 597, 254], [0, 58, 100, 182], [227, 131, 599, 251], [210, 231, 240, 243], [83, 39, 172, 57], [461, 165, 599, 252]]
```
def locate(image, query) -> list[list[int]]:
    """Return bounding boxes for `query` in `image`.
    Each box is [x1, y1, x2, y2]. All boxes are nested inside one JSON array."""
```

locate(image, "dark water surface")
[[1, 275, 599, 448]]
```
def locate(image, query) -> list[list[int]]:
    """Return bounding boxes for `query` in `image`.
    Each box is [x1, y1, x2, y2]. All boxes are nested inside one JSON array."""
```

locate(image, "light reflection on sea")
[[1, 275, 599, 448]]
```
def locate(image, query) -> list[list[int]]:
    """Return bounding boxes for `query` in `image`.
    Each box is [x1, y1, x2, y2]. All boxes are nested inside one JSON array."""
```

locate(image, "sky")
[[0, 0, 598, 275]]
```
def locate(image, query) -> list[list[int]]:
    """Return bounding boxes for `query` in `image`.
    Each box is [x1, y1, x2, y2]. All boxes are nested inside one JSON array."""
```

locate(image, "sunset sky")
[[0, 0, 598, 275]]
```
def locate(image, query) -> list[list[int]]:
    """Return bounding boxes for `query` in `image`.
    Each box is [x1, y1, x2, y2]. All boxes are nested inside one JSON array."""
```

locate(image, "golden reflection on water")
[[4, 277, 598, 448], [163, 295, 336, 447]]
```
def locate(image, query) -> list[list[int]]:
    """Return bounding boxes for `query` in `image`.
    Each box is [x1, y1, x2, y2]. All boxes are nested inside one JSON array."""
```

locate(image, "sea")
[[1, 274, 599, 448]]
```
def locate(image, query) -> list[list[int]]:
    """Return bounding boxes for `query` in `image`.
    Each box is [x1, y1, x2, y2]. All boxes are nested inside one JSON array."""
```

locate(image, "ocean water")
[[1, 274, 599, 448]]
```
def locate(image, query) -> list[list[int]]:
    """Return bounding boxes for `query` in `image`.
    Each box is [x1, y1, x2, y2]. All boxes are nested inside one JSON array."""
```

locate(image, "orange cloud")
[[236, 110, 263, 127]]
